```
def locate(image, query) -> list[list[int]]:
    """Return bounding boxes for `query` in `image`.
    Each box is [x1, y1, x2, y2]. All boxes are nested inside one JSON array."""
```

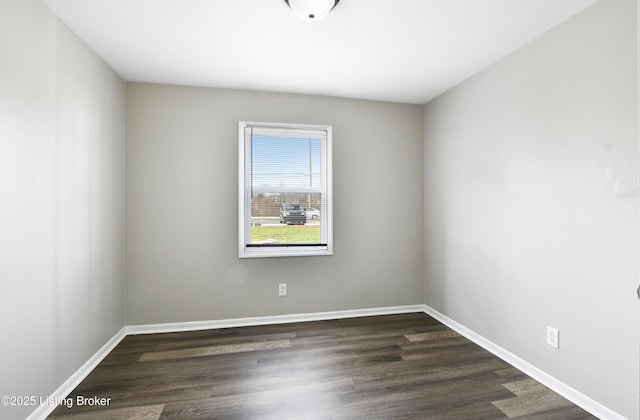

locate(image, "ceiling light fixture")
[[284, 0, 340, 21]]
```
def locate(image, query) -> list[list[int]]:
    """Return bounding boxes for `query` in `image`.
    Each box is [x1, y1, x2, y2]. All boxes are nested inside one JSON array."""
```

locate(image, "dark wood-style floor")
[[48, 313, 596, 419]]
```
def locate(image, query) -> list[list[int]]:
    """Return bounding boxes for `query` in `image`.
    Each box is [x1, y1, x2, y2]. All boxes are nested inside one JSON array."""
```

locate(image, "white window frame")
[[238, 121, 333, 258]]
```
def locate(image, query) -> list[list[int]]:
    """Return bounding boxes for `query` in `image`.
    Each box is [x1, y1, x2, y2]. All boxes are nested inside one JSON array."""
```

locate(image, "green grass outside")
[[251, 225, 320, 244]]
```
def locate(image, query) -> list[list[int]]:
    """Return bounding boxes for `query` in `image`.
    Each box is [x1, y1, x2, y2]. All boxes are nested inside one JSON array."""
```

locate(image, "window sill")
[[239, 245, 333, 259]]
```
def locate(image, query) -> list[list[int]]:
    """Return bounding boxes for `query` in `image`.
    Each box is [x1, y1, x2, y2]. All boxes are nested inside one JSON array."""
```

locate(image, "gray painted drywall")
[[423, 0, 639, 417], [125, 84, 424, 325], [0, 1, 125, 418]]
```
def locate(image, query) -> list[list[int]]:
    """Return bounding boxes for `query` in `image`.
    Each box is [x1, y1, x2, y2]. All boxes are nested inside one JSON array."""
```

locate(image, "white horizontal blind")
[[247, 126, 326, 194]]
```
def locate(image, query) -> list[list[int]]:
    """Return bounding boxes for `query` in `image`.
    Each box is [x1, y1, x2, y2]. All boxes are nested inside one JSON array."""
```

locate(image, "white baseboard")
[[125, 304, 426, 335], [27, 327, 127, 420], [422, 304, 625, 420]]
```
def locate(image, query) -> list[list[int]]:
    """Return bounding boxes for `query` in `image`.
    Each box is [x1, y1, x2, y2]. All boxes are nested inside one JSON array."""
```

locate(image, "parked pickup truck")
[[279, 204, 307, 225]]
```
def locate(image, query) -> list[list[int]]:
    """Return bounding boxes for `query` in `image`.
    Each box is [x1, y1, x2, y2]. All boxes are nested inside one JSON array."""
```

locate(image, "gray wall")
[[423, 0, 638, 417], [125, 84, 424, 325], [0, 0, 125, 418]]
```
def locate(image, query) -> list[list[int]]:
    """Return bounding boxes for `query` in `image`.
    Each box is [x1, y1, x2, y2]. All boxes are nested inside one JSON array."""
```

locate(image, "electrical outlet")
[[278, 283, 287, 297], [546, 326, 559, 349]]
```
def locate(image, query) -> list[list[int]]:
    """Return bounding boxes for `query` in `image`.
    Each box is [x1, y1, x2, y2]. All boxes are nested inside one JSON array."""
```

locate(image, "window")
[[238, 121, 333, 258]]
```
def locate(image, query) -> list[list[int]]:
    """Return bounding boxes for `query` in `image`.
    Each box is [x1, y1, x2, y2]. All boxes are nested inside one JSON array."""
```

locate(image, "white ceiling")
[[43, 0, 598, 104]]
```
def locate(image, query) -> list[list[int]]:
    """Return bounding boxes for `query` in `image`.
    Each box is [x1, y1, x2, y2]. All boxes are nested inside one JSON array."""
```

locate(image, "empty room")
[[2, 0, 639, 419]]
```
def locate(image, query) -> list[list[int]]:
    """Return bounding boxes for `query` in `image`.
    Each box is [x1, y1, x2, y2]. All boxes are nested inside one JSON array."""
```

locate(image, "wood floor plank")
[[404, 330, 462, 342], [502, 378, 548, 396], [492, 391, 574, 418], [492, 378, 575, 418], [152, 331, 297, 352], [138, 339, 291, 361], [49, 404, 164, 420], [494, 366, 529, 381], [47, 313, 597, 419]]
